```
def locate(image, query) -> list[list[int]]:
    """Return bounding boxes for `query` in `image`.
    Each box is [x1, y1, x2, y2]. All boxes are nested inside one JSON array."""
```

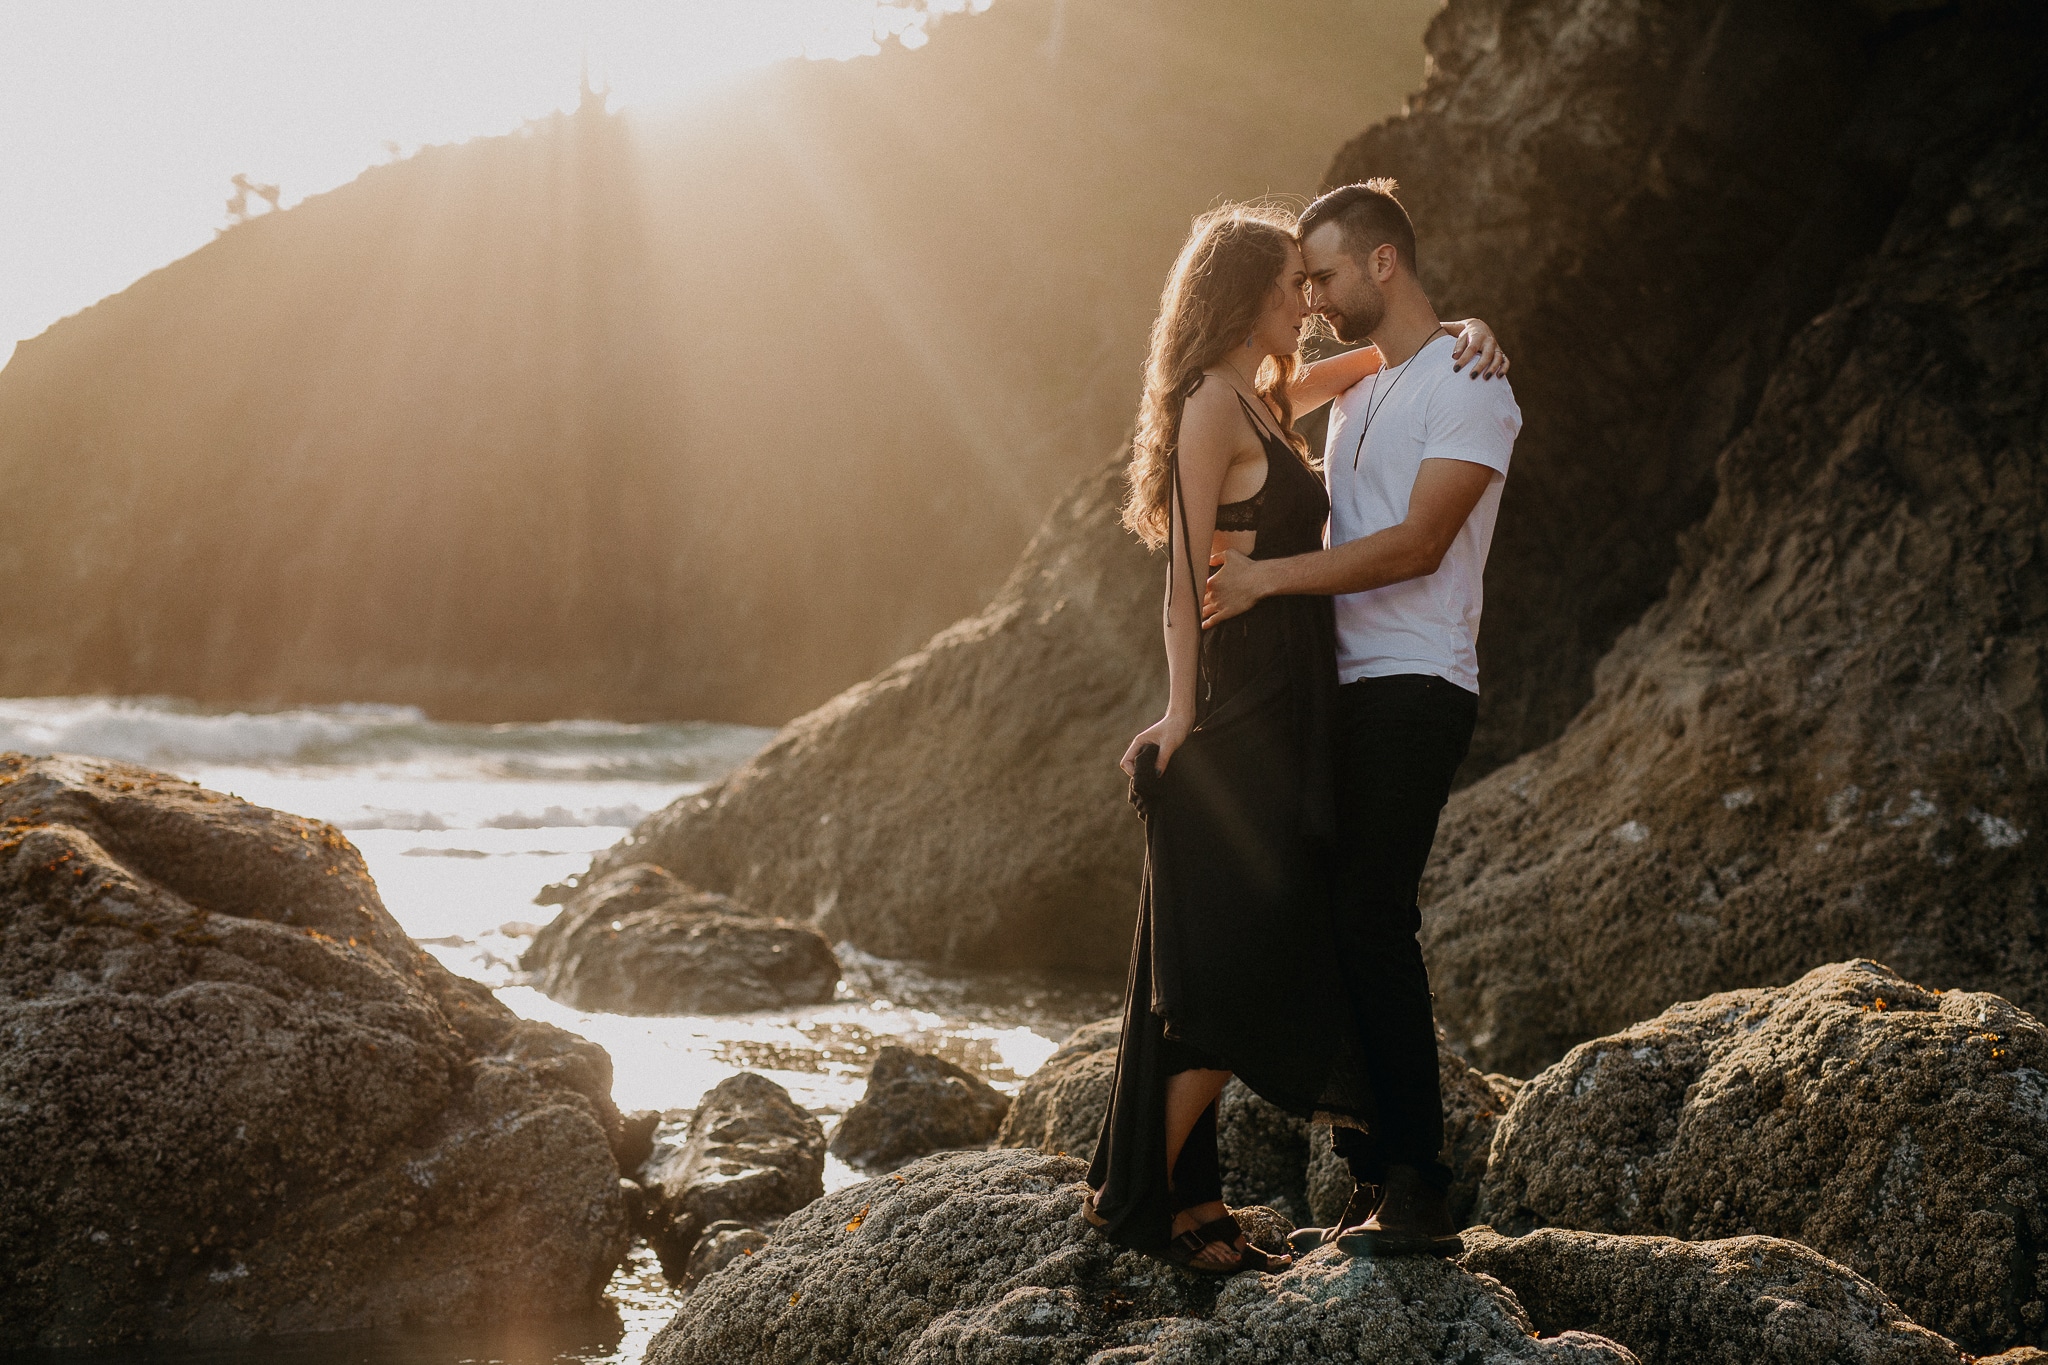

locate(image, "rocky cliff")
[[0, 0, 1432, 726], [1414, 0, 2048, 1072], [585, 0, 2047, 1017]]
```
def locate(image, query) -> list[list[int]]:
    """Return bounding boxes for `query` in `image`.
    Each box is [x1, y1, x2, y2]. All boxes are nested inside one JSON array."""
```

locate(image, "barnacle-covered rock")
[[1480, 962, 2048, 1355], [645, 1147, 1636, 1364], [0, 754, 628, 1348]]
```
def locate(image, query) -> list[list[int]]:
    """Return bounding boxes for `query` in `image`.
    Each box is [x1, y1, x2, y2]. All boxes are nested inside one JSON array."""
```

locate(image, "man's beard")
[[1324, 281, 1386, 344]]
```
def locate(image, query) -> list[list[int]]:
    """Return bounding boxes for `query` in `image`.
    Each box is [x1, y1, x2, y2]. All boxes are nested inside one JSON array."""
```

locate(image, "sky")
[[0, 0, 990, 368]]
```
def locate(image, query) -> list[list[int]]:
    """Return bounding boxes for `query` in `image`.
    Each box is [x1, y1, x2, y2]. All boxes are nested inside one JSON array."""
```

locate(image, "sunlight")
[[0, 0, 993, 361]]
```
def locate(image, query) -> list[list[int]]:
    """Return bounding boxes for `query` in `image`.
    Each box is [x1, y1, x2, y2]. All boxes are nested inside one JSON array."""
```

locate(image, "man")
[[1203, 179, 1522, 1257]]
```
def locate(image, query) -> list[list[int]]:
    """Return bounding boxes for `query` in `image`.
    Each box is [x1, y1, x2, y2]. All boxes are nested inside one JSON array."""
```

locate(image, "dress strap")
[[1232, 390, 1287, 448], [1167, 450, 1209, 705]]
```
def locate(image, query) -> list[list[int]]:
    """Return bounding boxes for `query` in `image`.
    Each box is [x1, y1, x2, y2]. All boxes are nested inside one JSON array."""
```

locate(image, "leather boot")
[[1283, 1179, 1381, 1255], [1335, 1164, 1461, 1258]]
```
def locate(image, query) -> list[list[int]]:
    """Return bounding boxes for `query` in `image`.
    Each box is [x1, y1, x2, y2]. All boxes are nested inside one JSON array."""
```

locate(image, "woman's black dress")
[[1086, 391, 1374, 1253]]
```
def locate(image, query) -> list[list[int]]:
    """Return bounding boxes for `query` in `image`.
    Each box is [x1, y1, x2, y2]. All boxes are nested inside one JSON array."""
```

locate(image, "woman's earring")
[[1244, 334, 1256, 349]]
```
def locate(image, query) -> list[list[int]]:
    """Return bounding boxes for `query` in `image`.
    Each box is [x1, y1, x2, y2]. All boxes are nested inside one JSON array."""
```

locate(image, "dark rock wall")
[[1328, 0, 1907, 777], [1421, 2, 2048, 1073]]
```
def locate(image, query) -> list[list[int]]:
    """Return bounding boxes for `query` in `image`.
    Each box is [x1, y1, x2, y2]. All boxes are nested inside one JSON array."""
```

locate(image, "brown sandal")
[[1165, 1215, 1291, 1275], [1082, 1190, 1109, 1228]]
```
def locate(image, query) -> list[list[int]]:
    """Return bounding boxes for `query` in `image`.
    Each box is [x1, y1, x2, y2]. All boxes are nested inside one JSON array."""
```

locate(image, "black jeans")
[[1327, 672, 1477, 1193]]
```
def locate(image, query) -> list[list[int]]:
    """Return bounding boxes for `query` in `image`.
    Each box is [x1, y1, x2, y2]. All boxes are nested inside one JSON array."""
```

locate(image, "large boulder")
[[644, 1147, 1637, 1364], [521, 863, 838, 1014], [1479, 962, 2048, 1356], [828, 1045, 1012, 1172], [1407, 3, 2048, 1076], [643, 1072, 826, 1283], [0, 753, 628, 1349], [994, 1017, 1122, 1158], [1000, 1017, 1517, 1227], [571, 460, 1159, 969], [1460, 1226, 1964, 1365]]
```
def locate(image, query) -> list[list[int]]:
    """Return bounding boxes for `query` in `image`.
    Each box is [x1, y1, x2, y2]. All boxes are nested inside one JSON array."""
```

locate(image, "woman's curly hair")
[[1122, 203, 1309, 550]]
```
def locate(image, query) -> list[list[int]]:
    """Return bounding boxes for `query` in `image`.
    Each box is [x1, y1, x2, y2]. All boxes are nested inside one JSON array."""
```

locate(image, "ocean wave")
[[338, 805, 650, 832], [0, 695, 772, 783]]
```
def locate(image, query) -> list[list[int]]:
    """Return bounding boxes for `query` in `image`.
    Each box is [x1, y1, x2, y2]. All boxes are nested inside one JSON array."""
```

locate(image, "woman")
[[1083, 203, 1506, 1273]]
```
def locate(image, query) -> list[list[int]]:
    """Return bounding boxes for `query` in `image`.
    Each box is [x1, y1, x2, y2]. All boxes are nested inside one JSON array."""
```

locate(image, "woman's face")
[[1249, 242, 1312, 360]]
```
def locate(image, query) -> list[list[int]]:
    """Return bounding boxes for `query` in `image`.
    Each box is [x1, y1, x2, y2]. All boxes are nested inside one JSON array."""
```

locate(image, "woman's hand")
[[1449, 319, 1509, 379], [1121, 712, 1193, 777]]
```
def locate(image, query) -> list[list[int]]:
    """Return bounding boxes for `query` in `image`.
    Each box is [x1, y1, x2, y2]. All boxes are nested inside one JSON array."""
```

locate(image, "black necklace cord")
[[1351, 329, 1454, 469]]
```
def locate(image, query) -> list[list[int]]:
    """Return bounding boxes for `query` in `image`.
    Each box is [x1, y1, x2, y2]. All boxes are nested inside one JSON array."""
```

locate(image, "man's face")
[[1301, 222, 1385, 344]]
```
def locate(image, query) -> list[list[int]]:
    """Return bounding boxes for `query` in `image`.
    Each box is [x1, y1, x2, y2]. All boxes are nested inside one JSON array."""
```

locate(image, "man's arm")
[[1202, 458, 1495, 625], [1287, 321, 1508, 415]]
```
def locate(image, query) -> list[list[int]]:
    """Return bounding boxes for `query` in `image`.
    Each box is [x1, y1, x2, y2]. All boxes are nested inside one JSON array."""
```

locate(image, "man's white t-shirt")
[[1324, 332, 1522, 693]]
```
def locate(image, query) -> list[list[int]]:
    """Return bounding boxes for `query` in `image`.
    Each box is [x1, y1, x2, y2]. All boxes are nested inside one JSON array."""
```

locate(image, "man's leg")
[[1327, 673, 1477, 1197]]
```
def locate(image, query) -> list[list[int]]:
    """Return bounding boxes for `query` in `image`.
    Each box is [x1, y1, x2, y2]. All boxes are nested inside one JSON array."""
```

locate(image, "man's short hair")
[[1298, 178, 1418, 274]]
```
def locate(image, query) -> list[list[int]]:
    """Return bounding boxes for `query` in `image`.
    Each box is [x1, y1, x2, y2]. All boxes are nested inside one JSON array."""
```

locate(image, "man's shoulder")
[[1414, 343, 1515, 403], [1420, 357, 1520, 431]]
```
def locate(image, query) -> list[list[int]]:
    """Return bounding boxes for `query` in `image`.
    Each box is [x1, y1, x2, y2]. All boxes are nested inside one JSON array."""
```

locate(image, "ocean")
[[1, 696, 1120, 1364]]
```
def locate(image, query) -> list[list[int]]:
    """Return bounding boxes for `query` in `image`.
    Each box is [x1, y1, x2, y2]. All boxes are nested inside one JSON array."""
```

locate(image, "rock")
[[1228, 1204, 1296, 1256], [575, 459, 1160, 970], [617, 1108, 662, 1178], [1328, 0, 1900, 781], [1303, 1124, 1354, 1228], [1402, 3, 2048, 1077], [0, 753, 629, 1349], [1479, 962, 2048, 1356], [676, 1221, 770, 1293], [644, 1147, 1637, 1364], [1460, 1226, 1964, 1365], [643, 1072, 826, 1283], [520, 863, 839, 1015], [828, 1046, 1012, 1171], [620, 1178, 650, 1235], [1217, 1077, 1314, 1225], [535, 863, 710, 924], [994, 1017, 1122, 1159], [1003, 1017, 1518, 1228], [1441, 1041, 1524, 1225]]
